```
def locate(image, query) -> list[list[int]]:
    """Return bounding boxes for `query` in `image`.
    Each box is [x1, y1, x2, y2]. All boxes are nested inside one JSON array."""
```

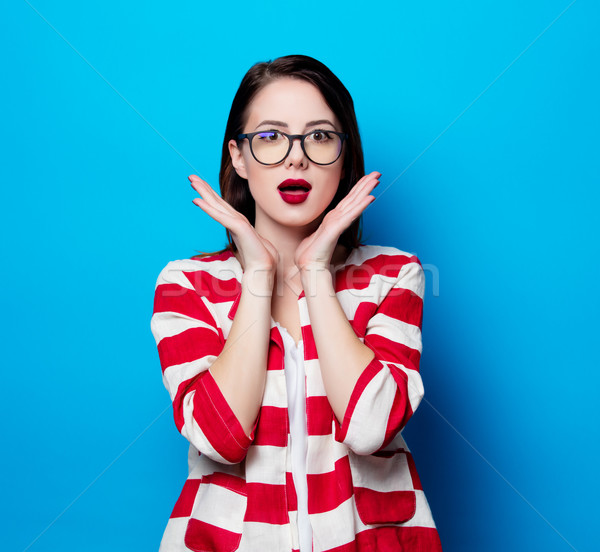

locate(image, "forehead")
[[245, 77, 339, 130]]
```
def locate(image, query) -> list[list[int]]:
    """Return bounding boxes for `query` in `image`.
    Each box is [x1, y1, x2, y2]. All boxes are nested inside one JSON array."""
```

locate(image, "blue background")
[[2, 1, 598, 550]]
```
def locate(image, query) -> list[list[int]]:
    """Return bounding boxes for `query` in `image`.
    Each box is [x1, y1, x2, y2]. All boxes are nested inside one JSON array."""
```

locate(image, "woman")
[[151, 54, 442, 551]]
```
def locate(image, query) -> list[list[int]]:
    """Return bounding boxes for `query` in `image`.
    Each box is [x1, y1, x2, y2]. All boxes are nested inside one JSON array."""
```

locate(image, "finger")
[[333, 192, 376, 229], [189, 176, 246, 219], [192, 195, 249, 234], [193, 189, 231, 218], [339, 171, 380, 205], [333, 197, 375, 231], [337, 176, 379, 215], [189, 177, 241, 219], [192, 197, 233, 224]]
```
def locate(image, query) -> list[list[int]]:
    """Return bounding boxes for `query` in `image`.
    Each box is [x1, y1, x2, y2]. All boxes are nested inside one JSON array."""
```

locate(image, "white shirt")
[[275, 322, 312, 552]]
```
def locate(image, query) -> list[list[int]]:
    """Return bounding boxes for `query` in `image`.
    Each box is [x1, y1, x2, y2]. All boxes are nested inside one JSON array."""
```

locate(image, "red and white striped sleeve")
[[151, 261, 253, 465], [334, 256, 425, 455]]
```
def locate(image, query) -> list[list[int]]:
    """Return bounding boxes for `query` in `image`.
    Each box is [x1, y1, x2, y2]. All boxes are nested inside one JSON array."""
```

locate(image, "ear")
[[228, 139, 248, 180]]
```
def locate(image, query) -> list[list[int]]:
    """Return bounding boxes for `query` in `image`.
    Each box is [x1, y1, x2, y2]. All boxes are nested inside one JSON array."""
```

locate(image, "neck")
[[255, 215, 317, 284]]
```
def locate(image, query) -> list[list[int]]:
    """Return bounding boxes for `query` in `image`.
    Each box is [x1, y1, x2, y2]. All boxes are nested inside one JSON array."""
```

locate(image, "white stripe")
[[181, 390, 232, 465], [344, 368, 395, 454], [393, 261, 425, 299], [305, 359, 326, 397], [306, 434, 348, 475], [238, 521, 292, 551], [196, 256, 243, 281], [297, 295, 311, 327], [288, 509, 300, 550], [310, 498, 356, 552], [245, 445, 287, 485], [345, 244, 414, 267], [158, 517, 190, 552], [334, 263, 423, 315], [156, 261, 195, 289], [191, 481, 246, 533], [384, 431, 409, 452], [347, 450, 413, 492], [367, 313, 422, 353], [397, 365, 425, 412], [151, 311, 219, 343], [187, 454, 246, 480], [336, 275, 397, 306], [162, 357, 216, 399], [262, 370, 288, 408], [405, 489, 437, 528]]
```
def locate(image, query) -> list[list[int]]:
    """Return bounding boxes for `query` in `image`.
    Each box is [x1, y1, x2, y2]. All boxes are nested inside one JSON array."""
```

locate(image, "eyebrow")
[[254, 119, 337, 130]]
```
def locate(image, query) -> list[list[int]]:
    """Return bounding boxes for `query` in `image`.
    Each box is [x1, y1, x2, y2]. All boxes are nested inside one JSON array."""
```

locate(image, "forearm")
[[209, 268, 274, 435], [300, 267, 375, 425]]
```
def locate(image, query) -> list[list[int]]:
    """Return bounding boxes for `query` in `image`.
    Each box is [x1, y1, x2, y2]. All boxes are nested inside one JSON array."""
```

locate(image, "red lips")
[[277, 179, 312, 191], [278, 179, 312, 204]]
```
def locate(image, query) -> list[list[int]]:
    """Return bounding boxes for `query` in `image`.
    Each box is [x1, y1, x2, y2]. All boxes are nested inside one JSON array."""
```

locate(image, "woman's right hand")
[[189, 175, 279, 276]]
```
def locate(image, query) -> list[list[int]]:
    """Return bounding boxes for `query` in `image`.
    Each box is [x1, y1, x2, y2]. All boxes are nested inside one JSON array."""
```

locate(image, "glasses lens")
[[250, 131, 290, 164], [304, 131, 343, 164]]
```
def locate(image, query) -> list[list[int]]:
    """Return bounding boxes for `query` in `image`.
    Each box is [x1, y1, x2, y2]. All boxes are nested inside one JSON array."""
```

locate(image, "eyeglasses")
[[236, 129, 347, 166]]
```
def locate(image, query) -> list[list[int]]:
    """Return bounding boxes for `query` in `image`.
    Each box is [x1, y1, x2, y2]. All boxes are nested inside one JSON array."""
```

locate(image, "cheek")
[[316, 173, 343, 208]]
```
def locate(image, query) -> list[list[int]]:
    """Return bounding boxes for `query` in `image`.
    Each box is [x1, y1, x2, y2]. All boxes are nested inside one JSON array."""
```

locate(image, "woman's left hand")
[[294, 171, 380, 273]]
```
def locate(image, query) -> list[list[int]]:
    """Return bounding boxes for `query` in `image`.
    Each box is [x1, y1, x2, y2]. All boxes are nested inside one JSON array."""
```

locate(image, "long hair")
[[198, 54, 366, 257]]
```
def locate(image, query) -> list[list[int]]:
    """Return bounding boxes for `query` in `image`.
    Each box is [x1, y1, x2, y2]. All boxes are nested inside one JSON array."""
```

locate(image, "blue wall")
[[2, 1, 598, 550]]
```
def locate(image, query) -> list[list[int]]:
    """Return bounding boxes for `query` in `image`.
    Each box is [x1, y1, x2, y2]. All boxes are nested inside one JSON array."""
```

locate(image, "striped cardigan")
[[151, 244, 442, 551]]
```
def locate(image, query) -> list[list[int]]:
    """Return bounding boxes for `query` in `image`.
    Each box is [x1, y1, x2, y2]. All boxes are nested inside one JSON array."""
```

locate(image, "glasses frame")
[[236, 129, 348, 166]]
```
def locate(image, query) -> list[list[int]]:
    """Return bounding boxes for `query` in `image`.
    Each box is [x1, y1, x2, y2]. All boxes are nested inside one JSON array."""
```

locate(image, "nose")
[[285, 136, 307, 168]]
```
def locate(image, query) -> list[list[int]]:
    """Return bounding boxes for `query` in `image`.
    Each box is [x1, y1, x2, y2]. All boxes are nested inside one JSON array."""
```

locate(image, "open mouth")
[[277, 179, 312, 192], [278, 179, 312, 204]]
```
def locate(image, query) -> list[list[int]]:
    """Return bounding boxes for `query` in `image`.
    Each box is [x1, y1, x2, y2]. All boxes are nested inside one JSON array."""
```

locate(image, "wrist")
[[242, 267, 275, 298], [300, 265, 334, 298]]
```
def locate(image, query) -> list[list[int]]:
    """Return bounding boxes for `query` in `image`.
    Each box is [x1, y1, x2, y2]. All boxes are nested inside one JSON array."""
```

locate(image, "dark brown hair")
[[197, 54, 366, 257]]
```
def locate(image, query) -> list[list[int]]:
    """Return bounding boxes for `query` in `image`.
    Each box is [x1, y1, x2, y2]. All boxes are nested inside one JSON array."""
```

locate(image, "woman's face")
[[229, 77, 345, 234]]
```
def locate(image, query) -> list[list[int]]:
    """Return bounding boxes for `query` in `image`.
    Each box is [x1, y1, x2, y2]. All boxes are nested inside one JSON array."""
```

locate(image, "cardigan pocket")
[[184, 473, 247, 552], [348, 450, 416, 525]]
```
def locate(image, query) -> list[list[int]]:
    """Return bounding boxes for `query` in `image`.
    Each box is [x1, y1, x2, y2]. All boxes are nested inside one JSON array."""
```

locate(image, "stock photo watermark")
[[161, 259, 440, 299]]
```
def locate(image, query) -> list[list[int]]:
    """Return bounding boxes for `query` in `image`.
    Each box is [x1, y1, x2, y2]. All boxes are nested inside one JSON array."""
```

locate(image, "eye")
[[256, 130, 284, 142], [309, 130, 333, 142]]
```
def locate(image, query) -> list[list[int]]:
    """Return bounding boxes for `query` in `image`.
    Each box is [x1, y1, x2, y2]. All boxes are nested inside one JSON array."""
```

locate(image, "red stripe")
[[185, 519, 242, 552], [245, 483, 289, 524], [183, 269, 241, 304], [172, 376, 197, 431], [351, 301, 378, 337], [334, 254, 418, 292], [325, 526, 442, 552], [354, 488, 415, 524], [306, 395, 333, 436], [170, 478, 201, 518], [154, 283, 218, 324], [406, 451, 423, 491], [157, 326, 223, 371], [307, 456, 353, 514], [185, 371, 253, 463], [380, 382, 412, 447], [286, 471, 298, 511], [204, 472, 247, 495], [376, 287, 423, 327], [253, 406, 288, 447], [301, 324, 318, 360], [267, 342, 284, 371], [364, 333, 421, 372]]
